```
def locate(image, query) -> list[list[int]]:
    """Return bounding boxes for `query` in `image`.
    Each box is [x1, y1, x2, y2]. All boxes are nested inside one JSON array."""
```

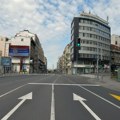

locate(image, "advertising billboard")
[[1, 57, 11, 66], [9, 45, 29, 57]]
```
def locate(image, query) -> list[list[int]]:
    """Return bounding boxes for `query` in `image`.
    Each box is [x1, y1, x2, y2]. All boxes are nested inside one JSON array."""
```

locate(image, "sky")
[[0, 0, 120, 69]]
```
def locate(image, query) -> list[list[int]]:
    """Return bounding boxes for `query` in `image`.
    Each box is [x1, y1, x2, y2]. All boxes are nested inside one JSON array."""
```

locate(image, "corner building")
[[71, 12, 111, 74], [10, 30, 47, 73]]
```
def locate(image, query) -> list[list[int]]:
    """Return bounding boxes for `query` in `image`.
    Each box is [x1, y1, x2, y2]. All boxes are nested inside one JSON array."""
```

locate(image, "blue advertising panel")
[[1, 57, 11, 66], [9, 45, 29, 57]]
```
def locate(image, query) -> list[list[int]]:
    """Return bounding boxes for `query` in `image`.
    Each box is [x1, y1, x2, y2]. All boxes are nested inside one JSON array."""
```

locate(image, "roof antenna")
[[107, 16, 109, 22]]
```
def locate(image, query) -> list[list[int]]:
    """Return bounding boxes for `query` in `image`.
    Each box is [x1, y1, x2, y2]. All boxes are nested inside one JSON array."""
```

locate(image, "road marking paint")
[[28, 83, 100, 86], [73, 93, 101, 120], [79, 85, 120, 109], [66, 78, 120, 109], [0, 84, 27, 98], [1, 92, 32, 120], [110, 94, 120, 101], [50, 84, 55, 120]]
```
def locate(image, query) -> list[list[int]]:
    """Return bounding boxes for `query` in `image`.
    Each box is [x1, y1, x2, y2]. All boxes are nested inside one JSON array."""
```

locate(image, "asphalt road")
[[0, 74, 120, 120]]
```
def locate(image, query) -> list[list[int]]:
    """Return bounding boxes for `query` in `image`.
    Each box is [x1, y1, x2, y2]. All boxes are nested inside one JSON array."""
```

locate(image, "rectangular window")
[[87, 20, 90, 24], [83, 33, 85, 37], [79, 33, 83, 37], [87, 33, 90, 37], [86, 40, 89, 44], [83, 26, 85, 30], [83, 40, 85, 44], [90, 21, 92, 24]]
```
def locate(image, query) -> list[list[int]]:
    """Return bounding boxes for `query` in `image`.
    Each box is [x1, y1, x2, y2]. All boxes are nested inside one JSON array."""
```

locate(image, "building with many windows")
[[71, 12, 111, 74], [111, 34, 120, 72], [0, 36, 10, 57], [57, 44, 72, 74], [111, 34, 120, 47], [0, 36, 11, 74], [9, 30, 47, 73], [111, 45, 120, 72]]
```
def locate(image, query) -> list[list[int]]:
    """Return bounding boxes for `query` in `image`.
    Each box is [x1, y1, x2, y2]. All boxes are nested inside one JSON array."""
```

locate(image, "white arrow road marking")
[[1, 92, 32, 120], [0, 84, 27, 98], [73, 93, 101, 120]]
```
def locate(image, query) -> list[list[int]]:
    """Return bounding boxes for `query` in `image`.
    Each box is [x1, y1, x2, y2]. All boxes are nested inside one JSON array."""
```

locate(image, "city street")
[[0, 74, 120, 120]]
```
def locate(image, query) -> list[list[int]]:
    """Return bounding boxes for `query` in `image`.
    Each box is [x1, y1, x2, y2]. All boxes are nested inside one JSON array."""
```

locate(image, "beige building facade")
[[9, 30, 47, 73], [111, 34, 120, 47], [0, 36, 10, 57], [0, 36, 11, 74], [111, 44, 120, 72], [111, 35, 120, 72], [57, 44, 72, 74]]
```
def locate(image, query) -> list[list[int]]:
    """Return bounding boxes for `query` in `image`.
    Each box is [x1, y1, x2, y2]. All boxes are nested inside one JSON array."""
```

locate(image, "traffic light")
[[77, 38, 81, 47]]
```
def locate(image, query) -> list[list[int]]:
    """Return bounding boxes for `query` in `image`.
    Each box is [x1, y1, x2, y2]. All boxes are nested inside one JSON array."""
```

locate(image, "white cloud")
[[0, 0, 120, 69], [83, 0, 120, 34]]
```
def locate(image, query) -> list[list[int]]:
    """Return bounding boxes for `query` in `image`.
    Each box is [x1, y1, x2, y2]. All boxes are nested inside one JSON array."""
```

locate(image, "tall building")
[[9, 30, 47, 73], [57, 56, 64, 73], [0, 36, 11, 74], [0, 36, 10, 57], [57, 44, 72, 74], [111, 34, 120, 47], [111, 34, 120, 71], [71, 12, 111, 74], [111, 45, 120, 72]]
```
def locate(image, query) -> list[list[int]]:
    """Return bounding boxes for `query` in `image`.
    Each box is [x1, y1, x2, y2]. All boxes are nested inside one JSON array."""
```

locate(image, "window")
[[86, 40, 89, 44], [87, 33, 90, 37], [79, 33, 83, 37], [115, 41, 118, 45], [90, 34, 92, 38], [83, 40, 85, 44], [83, 33, 85, 37]]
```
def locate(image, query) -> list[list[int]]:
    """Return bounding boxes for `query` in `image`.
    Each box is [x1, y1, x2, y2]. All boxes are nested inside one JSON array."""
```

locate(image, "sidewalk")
[[0, 72, 34, 77], [0, 73, 49, 78], [80, 74, 120, 92]]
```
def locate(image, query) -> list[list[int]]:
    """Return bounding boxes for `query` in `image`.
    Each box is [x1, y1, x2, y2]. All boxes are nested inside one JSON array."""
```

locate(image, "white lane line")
[[28, 83, 52, 85], [79, 85, 120, 110], [28, 83, 100, 86], [66, 78, 120, 109], [50, 84, 55, 120], [0, 84, 27, 98]]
